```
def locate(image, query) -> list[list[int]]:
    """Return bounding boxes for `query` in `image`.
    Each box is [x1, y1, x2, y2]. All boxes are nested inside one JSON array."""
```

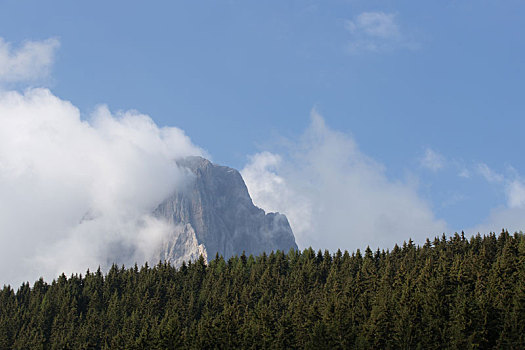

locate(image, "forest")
[[0, 230, 524, 349]]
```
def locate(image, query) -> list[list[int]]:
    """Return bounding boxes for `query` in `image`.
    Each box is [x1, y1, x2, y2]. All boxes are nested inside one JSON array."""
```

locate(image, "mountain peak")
[[175, 155, 212, 171], [154, 157, 297, 264]]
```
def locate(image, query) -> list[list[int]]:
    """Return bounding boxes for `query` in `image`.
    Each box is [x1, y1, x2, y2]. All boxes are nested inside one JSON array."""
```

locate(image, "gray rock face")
[[153, 156, 297, 263], [153, 223, 208, 266]]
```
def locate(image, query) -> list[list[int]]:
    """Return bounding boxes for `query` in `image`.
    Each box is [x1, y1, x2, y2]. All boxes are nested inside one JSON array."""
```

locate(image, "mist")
[[0, 88, 203, 286]]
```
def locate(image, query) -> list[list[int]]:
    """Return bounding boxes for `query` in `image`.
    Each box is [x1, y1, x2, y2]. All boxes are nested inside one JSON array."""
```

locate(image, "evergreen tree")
[[1, 232, 524, 349]]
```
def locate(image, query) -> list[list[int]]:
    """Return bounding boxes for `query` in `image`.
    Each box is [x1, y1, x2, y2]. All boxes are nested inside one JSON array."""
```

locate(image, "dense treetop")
[[1, 230, 524, 349]]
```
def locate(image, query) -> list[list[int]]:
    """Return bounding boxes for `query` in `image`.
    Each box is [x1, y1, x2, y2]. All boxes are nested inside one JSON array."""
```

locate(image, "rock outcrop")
[[153, 156, 297, 263]]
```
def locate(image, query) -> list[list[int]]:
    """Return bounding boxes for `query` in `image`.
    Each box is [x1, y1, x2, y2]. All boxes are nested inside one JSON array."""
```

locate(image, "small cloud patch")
[[0, 37, 60, 83], [420, 148, 446, 172], [344, 12, 415, 54]]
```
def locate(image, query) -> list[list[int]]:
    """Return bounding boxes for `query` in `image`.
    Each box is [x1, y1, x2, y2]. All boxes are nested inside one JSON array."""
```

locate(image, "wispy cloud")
[[344, 12, 414, 54], [346, 12, 400, 39], [419, 148, 474, 179], [458, 168, 471, 178], [242, 110, 447, 252], [0, 37, 60, 83], [420, 148, 446, 171], [507, 179, 525, 208], [413, 146, 525, 234], [468, 163, 525, 234], [477, 163, 505, 183]]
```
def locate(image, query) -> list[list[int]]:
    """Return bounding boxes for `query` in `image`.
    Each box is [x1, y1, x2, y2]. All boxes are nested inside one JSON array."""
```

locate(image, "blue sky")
[[1, 0, 525, 258]]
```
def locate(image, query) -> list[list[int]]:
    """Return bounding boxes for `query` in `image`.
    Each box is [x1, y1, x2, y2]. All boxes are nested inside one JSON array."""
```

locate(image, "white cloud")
[[345, 12, 412, 53], [467, 164, 525, 235], [420, 148, 446, 171], [477, 163, 504, 183], [0, 37, 60, 83], [468, 206, 525, 236], [507, 180, 525, 208], [0, 88, 204, 286], [242, 110, 447, 252], [346, 12, 400, 39], [242, 152, 314, 239]]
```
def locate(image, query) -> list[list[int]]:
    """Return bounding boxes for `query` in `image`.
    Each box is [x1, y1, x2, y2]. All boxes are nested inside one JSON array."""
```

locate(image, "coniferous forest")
[[1, 231, 524, 349]]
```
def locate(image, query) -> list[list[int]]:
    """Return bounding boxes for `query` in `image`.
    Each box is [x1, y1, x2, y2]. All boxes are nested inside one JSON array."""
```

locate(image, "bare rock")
[[154, 156, 297, 263]]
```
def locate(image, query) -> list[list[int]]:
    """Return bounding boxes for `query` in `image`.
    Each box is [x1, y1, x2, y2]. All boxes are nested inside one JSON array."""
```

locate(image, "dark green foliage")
[[0, 230, 524, 349]]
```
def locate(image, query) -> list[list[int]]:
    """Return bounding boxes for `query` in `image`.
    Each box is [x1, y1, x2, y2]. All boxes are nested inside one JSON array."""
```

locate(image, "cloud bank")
[[0, 88, 203, 286], [242, 111, 447, 252], [0, 37, 59, 83]]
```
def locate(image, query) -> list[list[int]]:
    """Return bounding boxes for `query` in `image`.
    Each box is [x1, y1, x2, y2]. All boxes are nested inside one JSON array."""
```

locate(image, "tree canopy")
[[1, 230, 524, 349]]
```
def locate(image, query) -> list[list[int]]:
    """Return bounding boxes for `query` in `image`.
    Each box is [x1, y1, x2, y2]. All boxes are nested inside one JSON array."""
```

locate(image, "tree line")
[[0, 230, 524, 349]]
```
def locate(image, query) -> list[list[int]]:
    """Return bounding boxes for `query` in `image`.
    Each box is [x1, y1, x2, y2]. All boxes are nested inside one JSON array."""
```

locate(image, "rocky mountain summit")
[[153, 156, 297, 265]]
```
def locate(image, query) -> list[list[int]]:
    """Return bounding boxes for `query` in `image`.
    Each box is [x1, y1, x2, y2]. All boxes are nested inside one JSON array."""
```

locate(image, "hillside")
[[1, 231, 524, 349]]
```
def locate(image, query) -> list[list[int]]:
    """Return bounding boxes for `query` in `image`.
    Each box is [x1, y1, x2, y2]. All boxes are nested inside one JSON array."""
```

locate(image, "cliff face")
[[153, 156, 298, 263]]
